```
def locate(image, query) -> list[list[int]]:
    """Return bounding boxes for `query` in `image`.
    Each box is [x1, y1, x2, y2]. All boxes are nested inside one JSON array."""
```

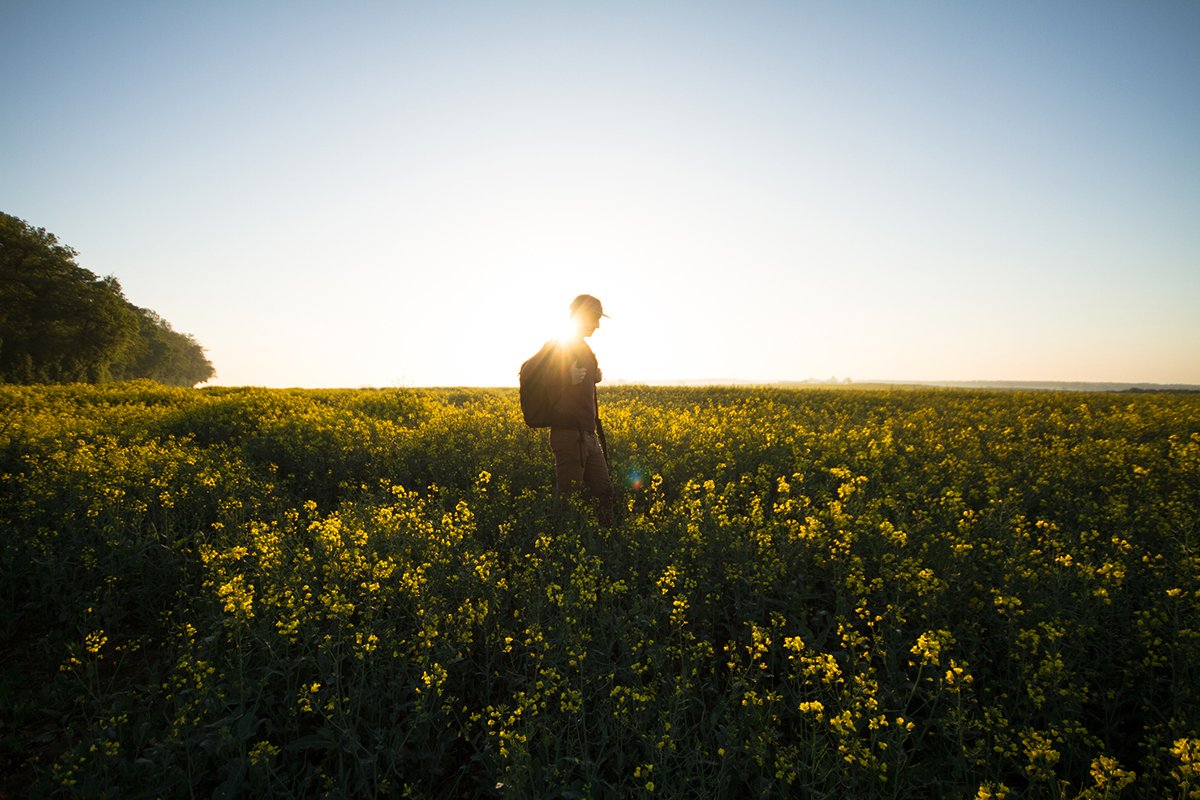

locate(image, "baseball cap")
[[570, 294, 609, 318]]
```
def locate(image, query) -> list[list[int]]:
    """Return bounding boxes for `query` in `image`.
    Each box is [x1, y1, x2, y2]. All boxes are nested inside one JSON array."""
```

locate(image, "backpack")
[[519, 340, 563, 428]]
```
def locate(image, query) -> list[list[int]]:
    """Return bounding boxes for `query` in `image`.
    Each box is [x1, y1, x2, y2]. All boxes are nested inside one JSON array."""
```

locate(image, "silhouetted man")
[[548, 294, 614, 527]]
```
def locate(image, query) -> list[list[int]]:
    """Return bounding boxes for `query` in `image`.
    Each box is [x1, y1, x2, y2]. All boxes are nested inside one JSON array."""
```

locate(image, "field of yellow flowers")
[[1, 382, 1197, 798]]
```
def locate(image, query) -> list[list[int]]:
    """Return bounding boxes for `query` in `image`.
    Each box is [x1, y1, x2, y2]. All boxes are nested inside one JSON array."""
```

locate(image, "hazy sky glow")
[[3, 1, 1198, 386]]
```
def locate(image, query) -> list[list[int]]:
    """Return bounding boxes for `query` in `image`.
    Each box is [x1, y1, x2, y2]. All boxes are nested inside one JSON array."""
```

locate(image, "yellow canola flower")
[[1088, 755, 1136, 793], [1172, 738, 1200, 796], [83, 630, 108, 655], [911, 629, 954, 666], [797, 700, 825, 719], [944, 659, 973, 687], [215, 575, 255, 620]]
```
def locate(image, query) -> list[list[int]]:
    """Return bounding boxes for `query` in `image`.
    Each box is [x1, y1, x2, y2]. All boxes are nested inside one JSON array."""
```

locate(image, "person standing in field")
[[545, 294, 614, 527]]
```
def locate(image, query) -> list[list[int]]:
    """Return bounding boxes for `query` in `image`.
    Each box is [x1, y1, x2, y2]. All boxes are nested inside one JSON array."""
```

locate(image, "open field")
[[1, 383, 1198, 798]]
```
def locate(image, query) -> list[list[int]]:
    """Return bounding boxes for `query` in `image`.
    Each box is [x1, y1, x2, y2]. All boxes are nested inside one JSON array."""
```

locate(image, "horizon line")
[[196, 378, 1200, 392]]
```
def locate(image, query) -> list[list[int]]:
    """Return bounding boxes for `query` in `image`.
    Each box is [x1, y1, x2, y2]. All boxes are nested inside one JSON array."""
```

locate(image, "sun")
[[454, 285, 649, 386], [553, 316, 581, 345]]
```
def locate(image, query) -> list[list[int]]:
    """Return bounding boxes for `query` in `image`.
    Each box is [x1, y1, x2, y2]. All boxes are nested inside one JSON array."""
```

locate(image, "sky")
[[2, 0, 1198, 387]]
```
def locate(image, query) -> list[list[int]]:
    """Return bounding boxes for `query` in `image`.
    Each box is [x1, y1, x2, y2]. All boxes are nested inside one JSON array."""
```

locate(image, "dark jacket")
[[550, 337, 601, 433]]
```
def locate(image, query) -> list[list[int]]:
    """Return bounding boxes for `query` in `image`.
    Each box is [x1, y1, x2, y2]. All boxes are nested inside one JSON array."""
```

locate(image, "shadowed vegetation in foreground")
[[1, 383, 1197, 798]]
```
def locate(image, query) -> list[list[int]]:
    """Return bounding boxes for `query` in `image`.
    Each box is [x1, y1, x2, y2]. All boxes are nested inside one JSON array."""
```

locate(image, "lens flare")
[[627, 469, 644, 491]]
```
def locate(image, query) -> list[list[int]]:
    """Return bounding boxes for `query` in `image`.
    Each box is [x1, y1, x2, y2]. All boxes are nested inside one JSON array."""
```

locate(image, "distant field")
[[1, 383, 1197, 798]]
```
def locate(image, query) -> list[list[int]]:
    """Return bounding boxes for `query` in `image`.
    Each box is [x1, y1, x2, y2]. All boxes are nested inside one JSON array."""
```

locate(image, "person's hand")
[[571, 365, 587, 385]]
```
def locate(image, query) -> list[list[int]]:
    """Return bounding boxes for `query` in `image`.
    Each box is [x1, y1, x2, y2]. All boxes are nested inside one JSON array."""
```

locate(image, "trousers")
[[548, 428, 614, 526]]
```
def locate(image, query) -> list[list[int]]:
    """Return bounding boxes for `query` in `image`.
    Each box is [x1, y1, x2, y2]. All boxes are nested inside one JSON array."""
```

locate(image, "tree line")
[[0, 212, 214, 386]]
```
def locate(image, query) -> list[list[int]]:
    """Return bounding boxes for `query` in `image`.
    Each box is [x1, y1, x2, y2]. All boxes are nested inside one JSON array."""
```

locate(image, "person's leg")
[[582, 435, 614, 527], [549, 428, 585, 497], [550, 429, 613, 525]]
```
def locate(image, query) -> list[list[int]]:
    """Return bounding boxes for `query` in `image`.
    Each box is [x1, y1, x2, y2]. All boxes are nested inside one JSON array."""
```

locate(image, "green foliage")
[[1, 384, 1197, 798], [108, 307, 215, 387], [0, 212, 214, 386], [0, 214, 137, 383]]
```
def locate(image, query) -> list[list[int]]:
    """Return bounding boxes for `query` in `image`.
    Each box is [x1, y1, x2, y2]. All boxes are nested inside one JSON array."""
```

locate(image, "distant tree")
[[110, 307, 215, 387], [0, 212, 214, 386]]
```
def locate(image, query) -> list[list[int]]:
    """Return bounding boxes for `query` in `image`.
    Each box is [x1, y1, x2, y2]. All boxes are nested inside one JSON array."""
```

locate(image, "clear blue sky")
[[3, 1, 1198, 386]]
